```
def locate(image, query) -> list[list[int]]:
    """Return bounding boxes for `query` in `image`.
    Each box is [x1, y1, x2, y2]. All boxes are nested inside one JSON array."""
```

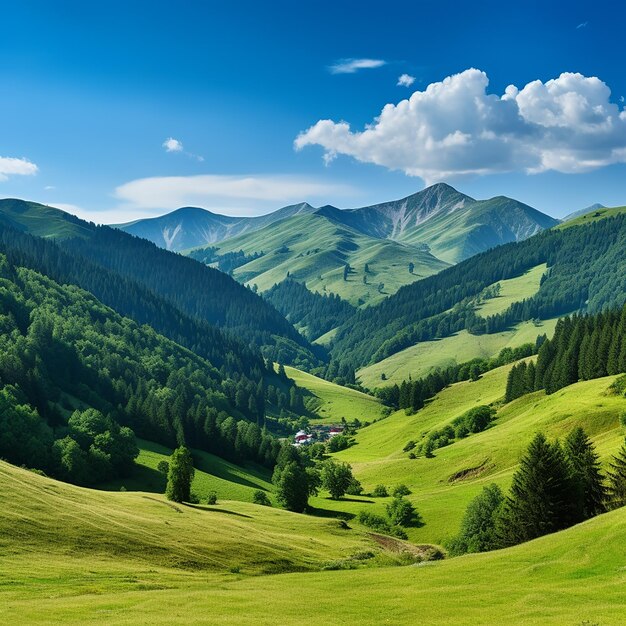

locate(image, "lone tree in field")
[[321, 460, 355, 500], [408, 262, 415, 274], [386, 495, 419, 527], [563, 427, 606, 520], [606, 437, 626, 510], [497, 433, 577, 546], [165, 446, 195, 503]]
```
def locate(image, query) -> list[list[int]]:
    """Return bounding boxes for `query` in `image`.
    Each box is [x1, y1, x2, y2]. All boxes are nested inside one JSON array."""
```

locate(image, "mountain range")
[[117, 183, 559, 305]]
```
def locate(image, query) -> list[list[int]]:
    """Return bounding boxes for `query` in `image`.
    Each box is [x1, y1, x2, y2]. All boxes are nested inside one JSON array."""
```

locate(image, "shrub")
[[357, 510, 408, 540], [157, 460, 169, 474], [252, 490, 271, 506], [371, 484, 389, 497], [386, 496, 419, 527], [403, 440, 416, 452], [206, 491, 218, 505], [392, 484, 412, 497]]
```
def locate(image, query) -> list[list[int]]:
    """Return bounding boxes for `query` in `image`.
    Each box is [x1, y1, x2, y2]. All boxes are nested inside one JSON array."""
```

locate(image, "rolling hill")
[[188, 210, 449, 306]]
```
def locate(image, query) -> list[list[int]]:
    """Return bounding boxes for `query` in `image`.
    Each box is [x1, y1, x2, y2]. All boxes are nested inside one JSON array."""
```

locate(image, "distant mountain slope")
[[563, 202, 606, 221], [114, 183, 557, 265], [330, 211, 626, 372], [0, 198, 93, 239], [188, 210, 449, 307], [558, 205, 626, 230], [396, 195, 559, 263], [116, 202, 318, 251]]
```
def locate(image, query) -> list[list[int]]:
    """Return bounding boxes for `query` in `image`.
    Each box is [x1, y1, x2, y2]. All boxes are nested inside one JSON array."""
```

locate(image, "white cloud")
[[577, 21, 588, 29], [397, 73, 416, 87], [295, 68, 626, 182], [0, 156, 38, 182], [162, 137, 183, 152], [329, 58, 386, 74], [113, 174, 356, 214]]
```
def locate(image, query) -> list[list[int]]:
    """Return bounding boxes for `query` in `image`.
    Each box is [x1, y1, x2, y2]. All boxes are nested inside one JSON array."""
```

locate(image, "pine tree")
[[497, 434, 577, 546], [606, 438, 626, 510], [563, 427, 606, 520]]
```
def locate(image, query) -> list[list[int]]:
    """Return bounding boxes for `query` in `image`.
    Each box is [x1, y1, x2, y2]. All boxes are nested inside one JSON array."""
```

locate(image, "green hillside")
[[357, 263, 552, 388], [357, 317, 558, 388], [397, 196, 558, 263], [328, 368, 625, 545], [101, 439, 274, 503], [284, 366, 387, 424], [557, 205, 626, 230], [188, 212, 448, 306], [2, 456, 624, 625], [0, 198, 92, 238]]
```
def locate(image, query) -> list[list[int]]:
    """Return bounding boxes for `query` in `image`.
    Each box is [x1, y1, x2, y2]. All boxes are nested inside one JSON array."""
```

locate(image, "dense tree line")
[[0, 221, 312, 418], [263, 279, 356, 342], [62, 225, 322, 368], [187, 246, 264, 275], [377, 342, 540, 412], [331, 214, 626, 372], [448, 428, 625, 555], [505, 304, 626, 402], [0, 255, 285, 484]]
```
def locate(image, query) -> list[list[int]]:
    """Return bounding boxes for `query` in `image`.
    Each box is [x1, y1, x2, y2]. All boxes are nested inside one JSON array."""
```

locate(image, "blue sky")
[[1, 0, 625, 221]]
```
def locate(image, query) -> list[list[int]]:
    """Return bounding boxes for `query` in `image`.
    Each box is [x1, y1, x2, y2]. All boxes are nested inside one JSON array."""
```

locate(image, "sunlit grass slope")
[[358, 317, 559, 388], [331, 368, 625, 544], [101, 438, 274, 503], [191, 212, 448, 306], [558, 205, 626, 230], [0, 461, 388, 578], [284, 365, 387, 424], [474, 262, 547, 317], [0, 198, 92, 238], [2, 454, 624, 624]]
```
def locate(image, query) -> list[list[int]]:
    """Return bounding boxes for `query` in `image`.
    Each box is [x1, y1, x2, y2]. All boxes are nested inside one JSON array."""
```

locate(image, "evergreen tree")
[[497, 434, 577, 546], [165, 446, 195, 503], [563, 427, 606, 520], [606, 438, 626, 510]]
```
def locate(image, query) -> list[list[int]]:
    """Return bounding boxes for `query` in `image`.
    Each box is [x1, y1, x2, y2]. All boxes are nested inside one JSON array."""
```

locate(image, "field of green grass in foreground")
[[358, 317, 559, 388], [1, 456, 625, 625], [284, 365, 387, 424]]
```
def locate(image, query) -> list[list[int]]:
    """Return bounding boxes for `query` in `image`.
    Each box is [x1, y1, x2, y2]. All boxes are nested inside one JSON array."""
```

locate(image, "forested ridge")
[[263, 279, 356, 341], [0, 199, 321, 369], [506, 304, 626, 402], [0, 253, 287, 485], [330, 214, 626, 371]]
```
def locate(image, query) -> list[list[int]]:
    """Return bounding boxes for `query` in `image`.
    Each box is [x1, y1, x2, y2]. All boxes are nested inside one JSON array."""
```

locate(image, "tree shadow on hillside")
[[306, 505, 355, 521], [183, 503, 253, 518]]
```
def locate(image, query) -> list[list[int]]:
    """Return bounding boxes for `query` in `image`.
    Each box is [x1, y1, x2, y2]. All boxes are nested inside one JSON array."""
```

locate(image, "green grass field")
[[100, 439, 274, 503], [285, 365, 387, 424], [189, 212, 448, 306], [475, 262, 547, 317], [2, 457, 624, 625], [358, 317, 559, 388]]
